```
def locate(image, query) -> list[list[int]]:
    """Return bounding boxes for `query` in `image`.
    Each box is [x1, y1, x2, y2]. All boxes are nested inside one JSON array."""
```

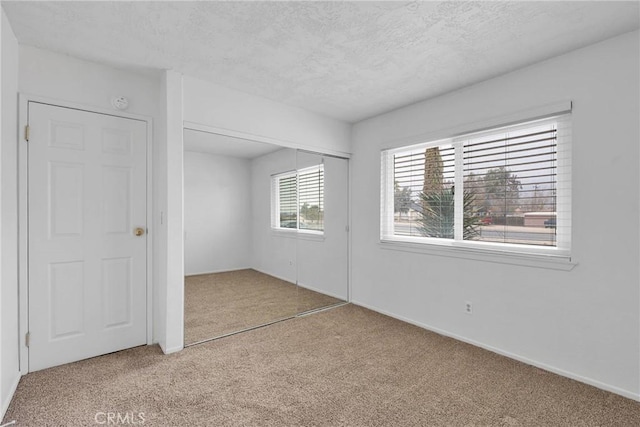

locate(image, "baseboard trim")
[[351, 300, 640, 402], [185, 267, 251, 277], [1, 371, 21, 421], [160, 344, 183, 355], [251, 268, 296, 285], [297, 282, 347, 301], [250, 268, 347, 301]]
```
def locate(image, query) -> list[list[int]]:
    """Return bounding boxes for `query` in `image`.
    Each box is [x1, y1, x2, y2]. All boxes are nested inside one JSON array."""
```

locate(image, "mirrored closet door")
[[295, 150, 349, 314], [183, 127, 349, 346]]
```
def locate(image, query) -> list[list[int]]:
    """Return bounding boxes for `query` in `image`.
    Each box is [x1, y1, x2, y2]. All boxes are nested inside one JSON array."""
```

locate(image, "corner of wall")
[[348, 30, 640, 398], [156, 70, 184, 353], [1, 6, 22, 420]]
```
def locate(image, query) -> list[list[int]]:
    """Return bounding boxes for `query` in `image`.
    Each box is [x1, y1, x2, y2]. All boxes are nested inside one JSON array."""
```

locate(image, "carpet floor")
[[184, 269, 343, 345], [4, 304, 640, 426]]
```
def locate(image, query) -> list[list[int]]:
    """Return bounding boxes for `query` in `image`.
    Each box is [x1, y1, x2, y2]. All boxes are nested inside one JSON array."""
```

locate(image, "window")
[[381, 114, 571, 257], [276, 173, 298, 229], [272, 165, 324, 233]]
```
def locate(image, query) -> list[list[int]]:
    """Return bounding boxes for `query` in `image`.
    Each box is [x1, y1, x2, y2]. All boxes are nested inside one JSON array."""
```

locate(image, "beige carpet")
[[184, 269, 343, 345], [4, 304, 640, 426]]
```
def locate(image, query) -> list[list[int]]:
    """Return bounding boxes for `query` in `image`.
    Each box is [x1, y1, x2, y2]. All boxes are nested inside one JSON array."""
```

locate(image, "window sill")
[[379, 239, 576, 271], [271, 229, 325, 242]]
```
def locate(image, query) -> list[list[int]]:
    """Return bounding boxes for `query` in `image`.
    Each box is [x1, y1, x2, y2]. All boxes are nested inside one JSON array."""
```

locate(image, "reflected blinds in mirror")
[[298, 165, 324, 232], [278, 174, 297, 228]]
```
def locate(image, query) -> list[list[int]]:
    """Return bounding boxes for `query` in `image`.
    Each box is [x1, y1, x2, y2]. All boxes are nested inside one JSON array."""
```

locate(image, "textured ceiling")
[[3, 1, 639, 122]]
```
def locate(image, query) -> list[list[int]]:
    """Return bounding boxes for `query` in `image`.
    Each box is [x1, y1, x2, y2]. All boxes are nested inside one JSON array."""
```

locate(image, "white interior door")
[[28, 102, 147, 372]]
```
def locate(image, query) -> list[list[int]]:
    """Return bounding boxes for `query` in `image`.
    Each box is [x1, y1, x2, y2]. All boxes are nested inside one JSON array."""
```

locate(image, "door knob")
[[134, 227, 145, 236]]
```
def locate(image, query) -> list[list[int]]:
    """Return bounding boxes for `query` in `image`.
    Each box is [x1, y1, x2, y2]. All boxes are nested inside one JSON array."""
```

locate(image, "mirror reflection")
[[183, 128, 348, 345], [295, 150, 349, 314]]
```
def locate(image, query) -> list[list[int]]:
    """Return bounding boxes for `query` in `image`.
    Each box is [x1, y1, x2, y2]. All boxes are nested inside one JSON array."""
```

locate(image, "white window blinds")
[[277, 173, 297, 229], [381, 113, 571, 255], [298, 166, 324, 232], [391, 142, 456, 239], [272, 165, 325, 233]]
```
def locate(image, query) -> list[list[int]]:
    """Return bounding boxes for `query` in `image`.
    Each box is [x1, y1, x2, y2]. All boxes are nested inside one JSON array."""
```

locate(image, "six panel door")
[[28, 102, 147, 372]]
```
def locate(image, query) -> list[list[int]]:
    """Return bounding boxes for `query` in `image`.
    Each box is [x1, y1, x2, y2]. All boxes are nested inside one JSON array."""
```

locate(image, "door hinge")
[[24, 125, 30, 142], [25, 332, 30, 348]]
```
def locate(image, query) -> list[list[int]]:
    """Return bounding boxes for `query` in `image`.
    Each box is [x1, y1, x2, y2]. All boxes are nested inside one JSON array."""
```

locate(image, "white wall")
[[250, 149, 349, 300], [156, 70, 184, 353], [1, 8, 20, 419], [184, 151, 252, 275], [183, 76, 352, 156], [17, 46, 165, 348], [351, 30, 640, 399], [19, 46, 161, 117]]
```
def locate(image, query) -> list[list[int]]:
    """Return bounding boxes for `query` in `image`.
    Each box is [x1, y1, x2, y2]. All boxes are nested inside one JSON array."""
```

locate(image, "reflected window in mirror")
[[272, 164, 324, 233]]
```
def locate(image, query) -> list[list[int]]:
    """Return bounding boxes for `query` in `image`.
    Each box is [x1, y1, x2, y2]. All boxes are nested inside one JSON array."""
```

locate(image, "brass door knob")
[[134, 227, 145, 236]]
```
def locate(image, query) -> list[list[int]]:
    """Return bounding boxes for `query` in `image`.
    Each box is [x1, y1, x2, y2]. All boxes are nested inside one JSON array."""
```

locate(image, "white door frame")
[[18, 94, 154, 373]]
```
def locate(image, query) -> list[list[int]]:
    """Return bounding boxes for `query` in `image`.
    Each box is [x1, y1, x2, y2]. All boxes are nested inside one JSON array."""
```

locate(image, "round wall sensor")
[[111, 96, 129, 110]]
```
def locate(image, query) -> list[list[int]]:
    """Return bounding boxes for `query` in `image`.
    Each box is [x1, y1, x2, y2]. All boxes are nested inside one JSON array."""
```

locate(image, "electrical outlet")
[[465, 301, 473, 315]]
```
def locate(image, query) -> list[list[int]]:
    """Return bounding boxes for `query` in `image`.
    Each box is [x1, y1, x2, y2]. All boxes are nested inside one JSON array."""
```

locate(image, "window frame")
[[272, 164, 325, 236], [272, 170, 298, 232], [380, 113, 573, 267]]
